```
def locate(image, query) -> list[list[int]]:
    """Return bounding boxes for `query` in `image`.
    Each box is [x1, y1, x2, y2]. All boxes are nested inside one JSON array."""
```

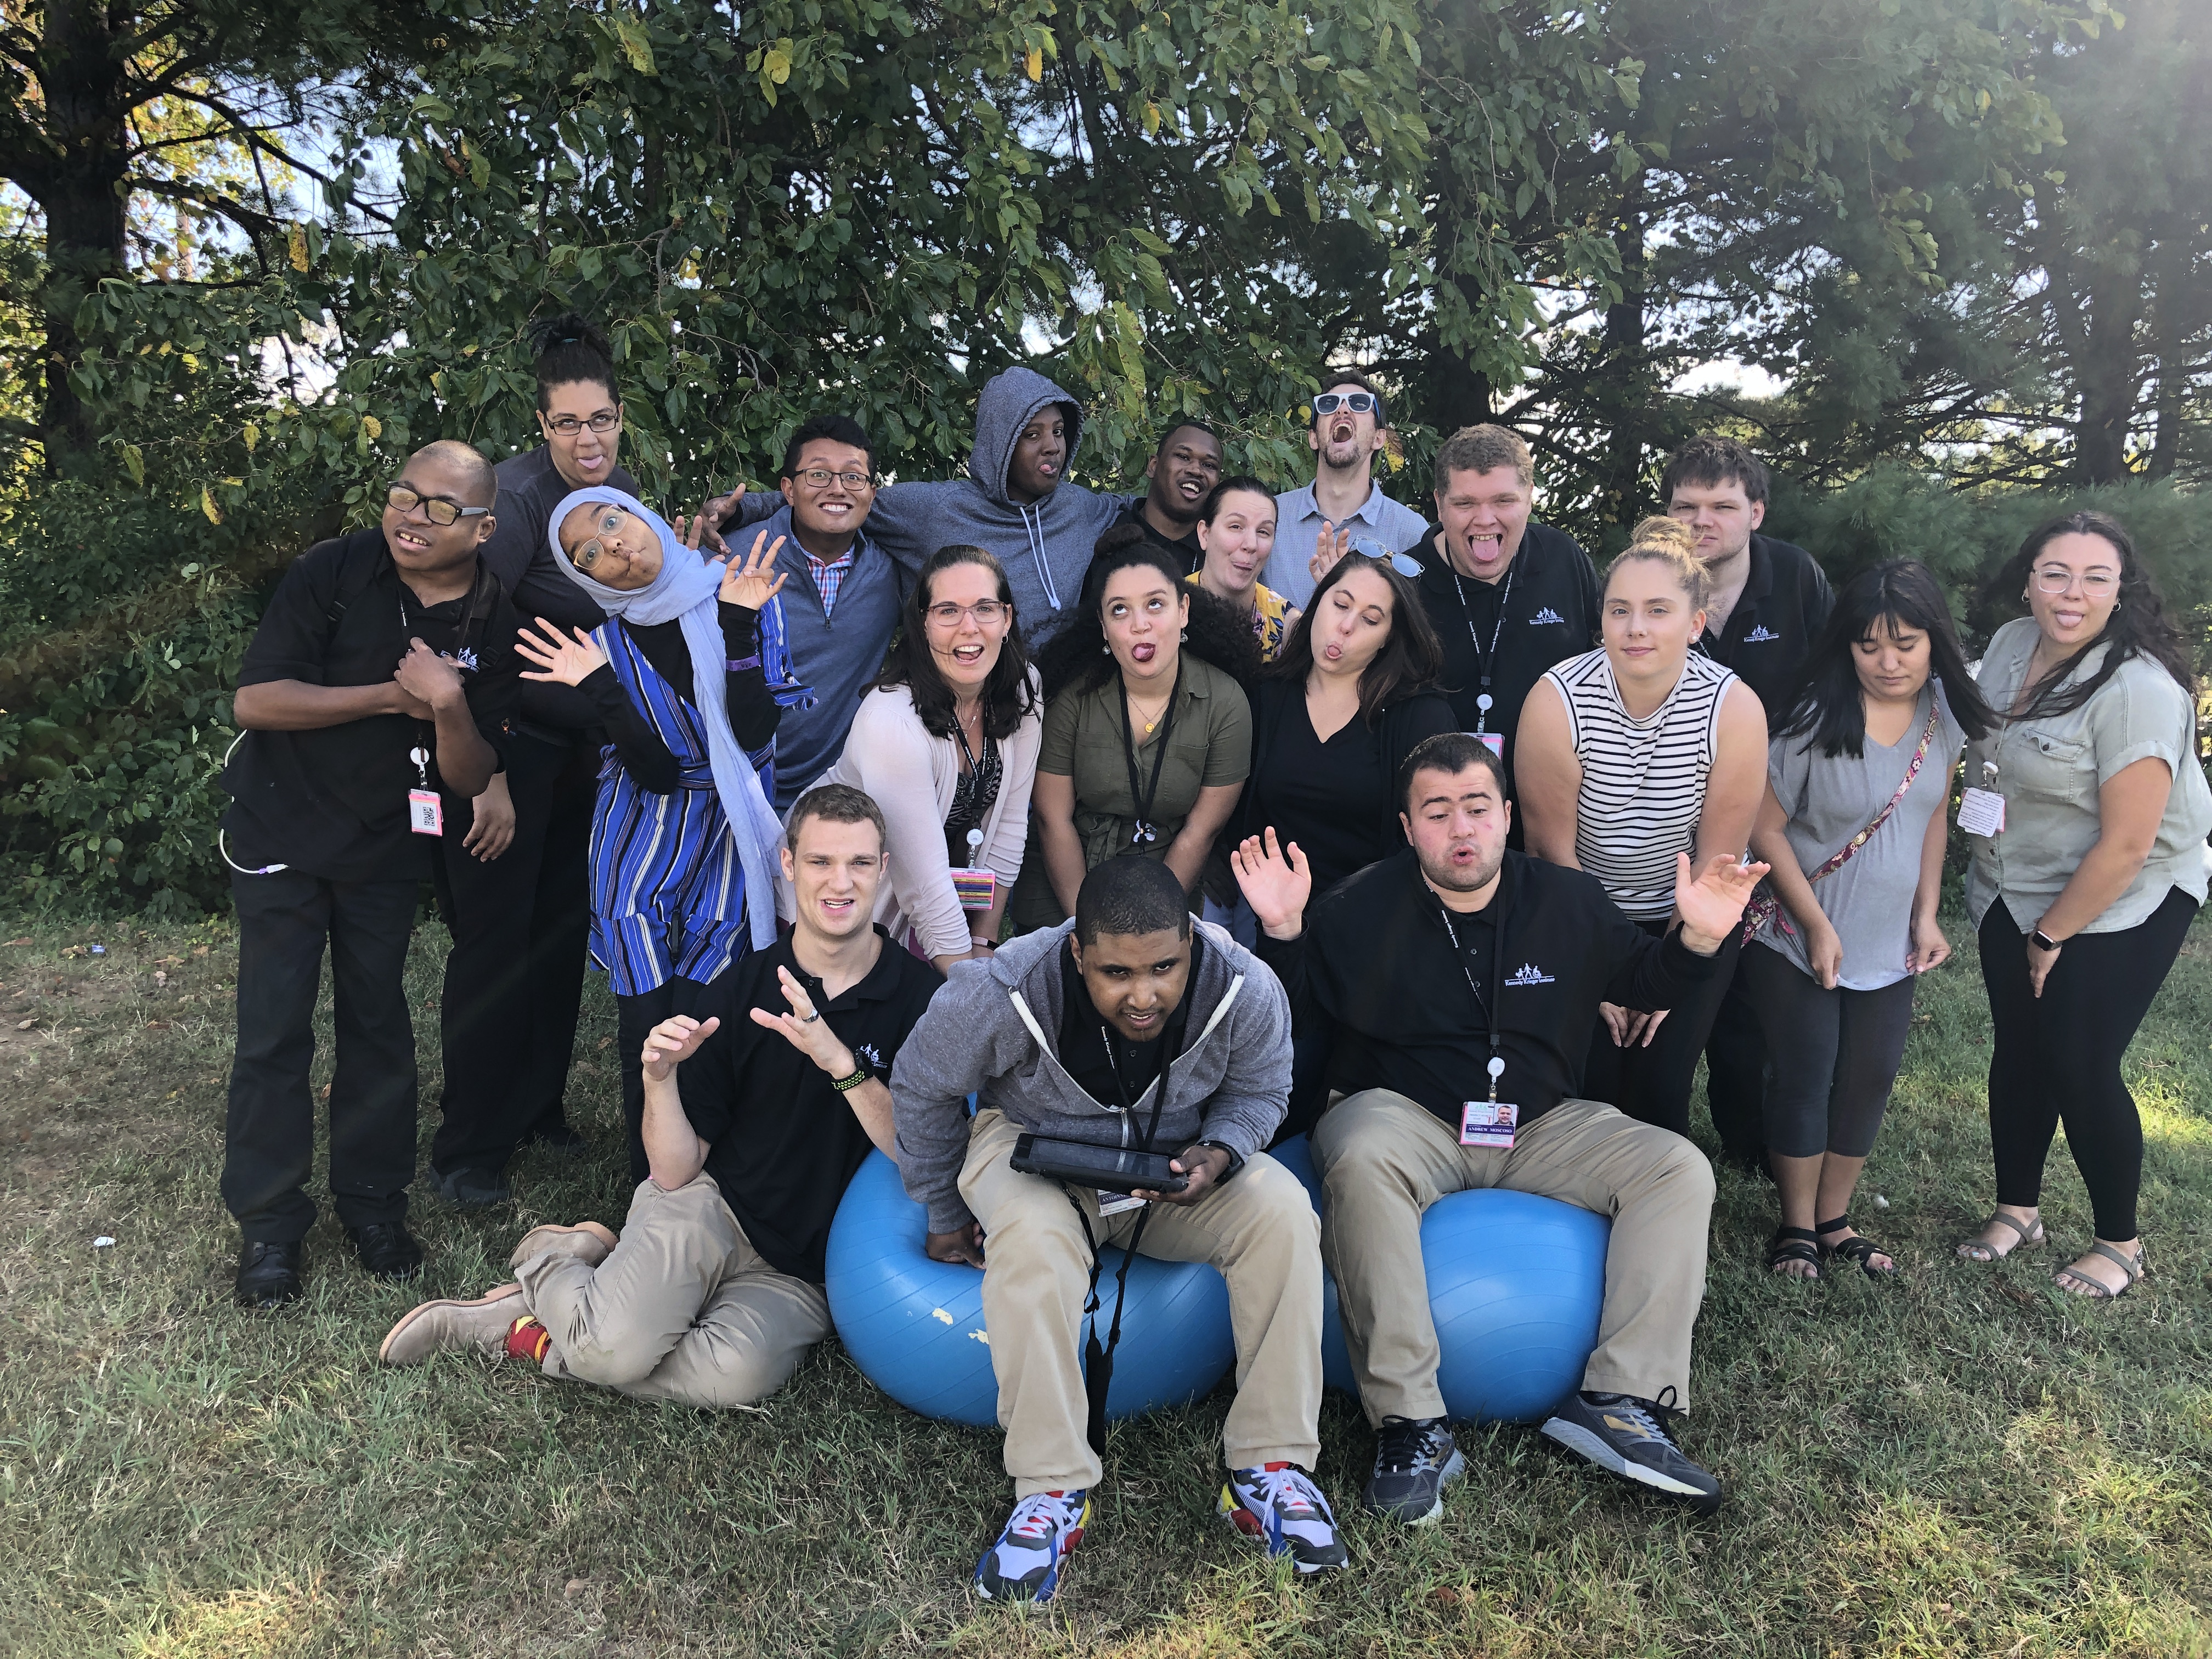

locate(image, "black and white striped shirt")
[[1543, 647, 1735, 921]]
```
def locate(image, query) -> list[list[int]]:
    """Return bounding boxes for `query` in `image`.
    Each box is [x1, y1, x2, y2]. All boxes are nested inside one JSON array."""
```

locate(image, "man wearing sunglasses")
[[221, 441, 523, 1310], [1263, 373, 1429, 610]]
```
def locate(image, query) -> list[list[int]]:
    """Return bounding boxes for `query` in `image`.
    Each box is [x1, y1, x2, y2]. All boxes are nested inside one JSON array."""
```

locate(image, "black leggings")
[[1739, 942, 1916, 1160], [1581, 919, 1741, 1140], [1980, 887, 2197, 1242]]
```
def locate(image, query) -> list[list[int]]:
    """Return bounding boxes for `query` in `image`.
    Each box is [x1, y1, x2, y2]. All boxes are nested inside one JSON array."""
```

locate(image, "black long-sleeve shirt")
[[1256, 847, 1717, 1130], [575, 602, 778, 793]]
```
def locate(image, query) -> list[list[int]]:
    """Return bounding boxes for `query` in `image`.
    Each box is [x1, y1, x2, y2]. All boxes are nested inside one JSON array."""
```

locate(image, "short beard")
[[1417, 842, 1504, 896], [1319, 436, 1365, 473]]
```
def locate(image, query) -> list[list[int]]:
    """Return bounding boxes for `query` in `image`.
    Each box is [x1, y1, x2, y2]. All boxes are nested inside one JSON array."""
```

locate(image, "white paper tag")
[[1096, 1190, 1147, 1217], [408, 788, 445, 837], [1459, 1100, 1519, 1149], [1957, 787, 2006, 838]]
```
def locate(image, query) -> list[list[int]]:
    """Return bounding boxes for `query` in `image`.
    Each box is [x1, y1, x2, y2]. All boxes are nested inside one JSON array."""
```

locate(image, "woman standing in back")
[[1954, 512, 2211, 1298], [1187, 476, 1299, 663], [1515, 516, 1769, 1137]]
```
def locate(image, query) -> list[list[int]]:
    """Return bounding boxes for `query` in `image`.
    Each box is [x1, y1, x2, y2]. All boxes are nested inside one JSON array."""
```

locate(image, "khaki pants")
[[1312, 1090, 1713, 1423], [517, 1173, 831, 1410], [959, 1108, 1323, 1497]]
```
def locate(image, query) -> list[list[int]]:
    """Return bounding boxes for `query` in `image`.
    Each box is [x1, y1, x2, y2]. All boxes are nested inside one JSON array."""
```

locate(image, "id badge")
[[950, 866, 998, 911], [1956, 787, 2006, 838], [1467, 730, 1504, 759], [408, 788, 445, 837], [1460, 1100, 1518, 1150], [1097, 1190, 1147, 1217]]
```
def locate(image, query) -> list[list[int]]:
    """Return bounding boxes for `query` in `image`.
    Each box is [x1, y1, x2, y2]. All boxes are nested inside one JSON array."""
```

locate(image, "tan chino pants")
[[1312, 1090, 1713, 1423], [517, 1173, 831, 1410], [958, 1107, 1324, 1496]]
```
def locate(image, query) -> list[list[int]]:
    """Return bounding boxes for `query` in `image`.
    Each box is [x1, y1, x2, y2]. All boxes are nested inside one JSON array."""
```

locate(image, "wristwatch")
[[1193, 1140, 1245, 1181], [2030, 928, 2063, 953]]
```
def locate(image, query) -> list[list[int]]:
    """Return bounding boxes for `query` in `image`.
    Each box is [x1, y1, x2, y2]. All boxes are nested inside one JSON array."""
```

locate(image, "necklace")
[[1126, 687, 1173, 735]]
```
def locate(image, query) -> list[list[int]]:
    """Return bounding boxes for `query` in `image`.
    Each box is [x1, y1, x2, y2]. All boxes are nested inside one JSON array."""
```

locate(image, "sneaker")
[[377, 1284, 524, 1364], [1362, 1415, 1464, 1525], [974, 1489, 1091, 1604], [1540, 1389, 1722, 1513], [1218, 1463, 1349, 1572]]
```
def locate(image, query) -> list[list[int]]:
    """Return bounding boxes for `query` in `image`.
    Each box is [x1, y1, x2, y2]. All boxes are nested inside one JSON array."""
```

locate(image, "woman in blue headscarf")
[[516, 488, 805, 1181]]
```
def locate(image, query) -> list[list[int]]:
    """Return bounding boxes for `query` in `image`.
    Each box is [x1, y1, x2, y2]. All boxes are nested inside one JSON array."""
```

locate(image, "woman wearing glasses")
[[514, 492, 794, 1184], [1954, 512, 2210, 1298], [805, 546, 1043, 972]]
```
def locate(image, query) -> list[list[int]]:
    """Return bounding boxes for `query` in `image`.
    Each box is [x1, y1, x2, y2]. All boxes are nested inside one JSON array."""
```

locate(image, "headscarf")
[[548, 486, 785, 950]]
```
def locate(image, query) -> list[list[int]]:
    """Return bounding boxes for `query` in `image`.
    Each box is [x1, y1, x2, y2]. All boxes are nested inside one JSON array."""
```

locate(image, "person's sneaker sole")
[[1362, 1446, 1465, 1526], [1539, 1418, 1721, 1510], [510, 1222, 619, 1270], [377, 1284, 524, 1365]]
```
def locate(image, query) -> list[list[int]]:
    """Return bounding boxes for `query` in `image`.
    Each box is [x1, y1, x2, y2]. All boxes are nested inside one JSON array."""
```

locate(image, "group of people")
[[217, 317, 2210, 1603]]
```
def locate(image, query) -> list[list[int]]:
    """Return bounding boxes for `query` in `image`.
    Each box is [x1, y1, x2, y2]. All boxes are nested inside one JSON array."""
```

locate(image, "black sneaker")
[[1362, 1415, 1464, 1525], [430, 1165, 513, 1208], [1541, 1389, 1721, 1512], [346, 1221, 424, 1283]]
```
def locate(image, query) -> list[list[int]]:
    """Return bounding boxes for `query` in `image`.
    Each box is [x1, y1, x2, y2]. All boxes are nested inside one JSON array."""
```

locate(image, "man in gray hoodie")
[[890, 856, 1342, 1603], [715, 366, 1130, 648]]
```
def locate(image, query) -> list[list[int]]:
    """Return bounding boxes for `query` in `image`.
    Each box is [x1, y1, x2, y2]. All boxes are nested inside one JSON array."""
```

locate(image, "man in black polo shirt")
[[1116, 420, 1223, 574], [1663, 435, 1836, 1170], [1403, 425, 1599, 800], [377, 786, 941, 1410], [222, 439, 520, 1308]]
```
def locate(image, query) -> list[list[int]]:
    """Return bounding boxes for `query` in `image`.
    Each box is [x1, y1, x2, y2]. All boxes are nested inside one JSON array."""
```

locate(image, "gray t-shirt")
[[1755, 684, 1965, 989]]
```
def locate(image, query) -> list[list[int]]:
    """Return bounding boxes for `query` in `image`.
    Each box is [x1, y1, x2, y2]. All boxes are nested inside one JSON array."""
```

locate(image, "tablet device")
[[1009, 1133, 1190, 1195]]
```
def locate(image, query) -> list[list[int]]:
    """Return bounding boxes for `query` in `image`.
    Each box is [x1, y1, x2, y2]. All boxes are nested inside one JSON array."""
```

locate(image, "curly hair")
[[873, 545, 1038, 742], [1034, 524, 1263, 700], [526, 313, 617, 410]]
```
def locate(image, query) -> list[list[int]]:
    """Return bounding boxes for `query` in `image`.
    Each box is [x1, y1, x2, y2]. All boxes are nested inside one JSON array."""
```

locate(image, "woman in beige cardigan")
[[799, 545, 1043, 973]]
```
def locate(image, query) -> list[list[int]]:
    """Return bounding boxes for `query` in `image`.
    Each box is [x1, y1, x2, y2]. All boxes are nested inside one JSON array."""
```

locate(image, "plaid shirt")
[[805, 547, 858, 619]]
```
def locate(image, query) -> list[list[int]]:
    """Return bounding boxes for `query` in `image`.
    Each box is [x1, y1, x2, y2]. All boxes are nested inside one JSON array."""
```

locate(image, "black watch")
[[2030, 928, 2062, 953], [1193, 1140, 1244, 1181]]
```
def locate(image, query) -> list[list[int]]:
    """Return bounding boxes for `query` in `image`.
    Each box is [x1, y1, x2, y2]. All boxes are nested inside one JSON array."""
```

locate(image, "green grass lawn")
[[2, 909, 2209, 1657]]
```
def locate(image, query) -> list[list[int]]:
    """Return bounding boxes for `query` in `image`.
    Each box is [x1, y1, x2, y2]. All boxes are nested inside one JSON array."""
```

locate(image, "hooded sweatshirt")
[[731, 368, 1129, 647], [889, 916, 1293, 1233]]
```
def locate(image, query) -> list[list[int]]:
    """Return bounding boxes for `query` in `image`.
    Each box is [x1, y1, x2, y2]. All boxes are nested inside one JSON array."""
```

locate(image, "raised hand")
[[698, 482, 751, 554], [641, 1013, 720, 1082], [749, 963, 855, 1076], [1308, 520, 1353, 587], [1675, 851, 1769, 954], [515, 618, 610, 686], [1230, 827, 1311, 939], [717, 530, 789, 611]]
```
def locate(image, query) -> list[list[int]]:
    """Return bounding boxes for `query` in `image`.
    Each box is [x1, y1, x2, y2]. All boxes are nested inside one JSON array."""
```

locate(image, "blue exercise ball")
[[823, 1149, 1237, 1429], [1271, 1132, 1610, 1424]]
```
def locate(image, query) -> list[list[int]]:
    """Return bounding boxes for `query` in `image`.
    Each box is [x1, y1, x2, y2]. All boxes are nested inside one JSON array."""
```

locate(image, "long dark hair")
[[1034, 526, 1264, 699], [1984, 510, 2194, 720], [1266, 551, 1443, 727], [527, 313, 617, 409], [1775, 561, 1997, 758], [875, 545, 1037, 741]]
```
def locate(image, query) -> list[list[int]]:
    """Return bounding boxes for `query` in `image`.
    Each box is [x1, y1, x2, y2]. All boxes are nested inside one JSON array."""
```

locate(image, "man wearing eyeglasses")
[[1263, 373, 1429, 610], [220, 441, 523, 1310], [741, 414, 901, 809]]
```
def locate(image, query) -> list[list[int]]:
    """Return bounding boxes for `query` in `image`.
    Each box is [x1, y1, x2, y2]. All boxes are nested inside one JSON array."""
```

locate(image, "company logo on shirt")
[[1505, 963, 1556, 986], [1528, 607, 1566, 627], [1742, 625, 1780, 644], [852, 1042, 884, 1071]]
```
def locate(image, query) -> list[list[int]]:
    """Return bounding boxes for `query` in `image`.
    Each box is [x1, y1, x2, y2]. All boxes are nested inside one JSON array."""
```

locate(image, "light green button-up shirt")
[[1963, 617, 2212, 934]]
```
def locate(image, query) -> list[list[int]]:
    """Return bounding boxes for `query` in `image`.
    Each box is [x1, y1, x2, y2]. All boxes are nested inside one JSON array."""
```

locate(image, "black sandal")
[[1768, 1227, 1821, 1278], [1816, 1214, 1897, 1277]]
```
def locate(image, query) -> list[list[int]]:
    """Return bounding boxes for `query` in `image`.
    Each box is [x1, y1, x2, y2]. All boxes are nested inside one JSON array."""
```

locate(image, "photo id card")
[[1466, 730, 1505, 759], [1460, 1100, 1519, 1150], [408, 788, 445, 837], [950, 867, 998, 911], [1956, 787, 2006, 838], [1097, 1190, 1148, 1217]]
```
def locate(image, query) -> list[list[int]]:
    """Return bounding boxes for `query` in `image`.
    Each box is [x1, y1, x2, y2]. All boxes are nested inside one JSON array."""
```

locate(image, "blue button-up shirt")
[[1262, 480, 1432, 608]]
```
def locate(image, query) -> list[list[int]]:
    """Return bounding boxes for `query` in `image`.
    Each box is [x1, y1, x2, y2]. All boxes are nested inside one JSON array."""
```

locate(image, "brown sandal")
[[2054, 1240, 2146, 1300], [1955, 1210, 2045, 1262]]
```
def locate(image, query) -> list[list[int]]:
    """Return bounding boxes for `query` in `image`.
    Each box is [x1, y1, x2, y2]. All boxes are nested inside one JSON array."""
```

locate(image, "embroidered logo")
[[853, 1042, 885, 1071], [1505, 963, 1555, 986], [1528, 606, 1566, 627], [1742, 625, 1780, 644]]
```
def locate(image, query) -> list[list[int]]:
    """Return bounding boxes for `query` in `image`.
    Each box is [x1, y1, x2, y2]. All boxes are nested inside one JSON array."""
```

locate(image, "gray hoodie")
[[889, 917, 1293, 1233], [735, 367, 1130, 646]]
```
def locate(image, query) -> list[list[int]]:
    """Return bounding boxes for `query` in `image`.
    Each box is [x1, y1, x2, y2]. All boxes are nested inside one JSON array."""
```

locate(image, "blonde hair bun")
[[1605, 515, 1711, 609]]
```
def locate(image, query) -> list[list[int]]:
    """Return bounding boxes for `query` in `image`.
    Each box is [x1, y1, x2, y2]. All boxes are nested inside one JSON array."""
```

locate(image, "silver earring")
[[1102, 642, 1110, 654], [1181, 628, 1189, 641]]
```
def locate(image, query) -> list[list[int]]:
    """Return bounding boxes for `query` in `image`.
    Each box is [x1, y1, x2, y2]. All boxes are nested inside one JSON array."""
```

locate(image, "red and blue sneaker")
[[1218, 1463, 1350, 1573], [974, 1489, 1092, 1604]]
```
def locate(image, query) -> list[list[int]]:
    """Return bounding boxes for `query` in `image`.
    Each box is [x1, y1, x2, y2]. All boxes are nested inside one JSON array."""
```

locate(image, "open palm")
[[718, 531, 789, 611], [516, 619, 609, 686]]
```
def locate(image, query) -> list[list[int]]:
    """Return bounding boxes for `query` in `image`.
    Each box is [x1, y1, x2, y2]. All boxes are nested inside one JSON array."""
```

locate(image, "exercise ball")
[[1268, 1135, 1358, 1395], [1271, 1132, 1610, 1424], [823, 1149, 1237, 1429]]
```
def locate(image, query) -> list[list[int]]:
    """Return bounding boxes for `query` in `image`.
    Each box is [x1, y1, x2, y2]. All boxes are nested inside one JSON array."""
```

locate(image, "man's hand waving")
[[1674, 851, 1769, 955], [1230, 828, 1311, 940]]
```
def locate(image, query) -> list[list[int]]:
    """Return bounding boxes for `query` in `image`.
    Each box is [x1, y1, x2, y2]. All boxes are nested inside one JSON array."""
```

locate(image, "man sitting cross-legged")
[[1234, 731, 1765, 1520], [379, 785, 940, 1406], [890, 856, 1342, 1602]]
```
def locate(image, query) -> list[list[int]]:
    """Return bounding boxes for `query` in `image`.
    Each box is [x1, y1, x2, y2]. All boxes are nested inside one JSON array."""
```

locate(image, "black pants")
[[616, 975, 711, 1187], [428, 734, 595, 1177], [1981, 888, 2197, 1242], [1701, 957, 1769, 1164], [223, 867, 419, 1244], [1581, 920, 1741, 1141], [1739, 941, 1917, 1160]]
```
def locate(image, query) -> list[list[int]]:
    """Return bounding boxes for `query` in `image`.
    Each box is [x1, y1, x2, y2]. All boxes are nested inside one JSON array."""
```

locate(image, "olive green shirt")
[[1963, 617, 2212, 934]]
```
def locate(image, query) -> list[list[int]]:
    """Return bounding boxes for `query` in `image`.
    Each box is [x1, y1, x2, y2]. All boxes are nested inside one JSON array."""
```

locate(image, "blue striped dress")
[[588, 602, 810, 996]]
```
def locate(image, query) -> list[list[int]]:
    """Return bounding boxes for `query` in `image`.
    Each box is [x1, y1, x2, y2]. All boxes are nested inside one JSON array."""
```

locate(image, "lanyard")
[[1119, 661, 1182, 847], [1432, 891, 1509, 1103], [1450, 558, 1517, 734]]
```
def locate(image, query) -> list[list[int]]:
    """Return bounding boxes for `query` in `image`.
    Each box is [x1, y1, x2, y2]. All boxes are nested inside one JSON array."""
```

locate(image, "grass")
[[2, 907, 2210, 1657]]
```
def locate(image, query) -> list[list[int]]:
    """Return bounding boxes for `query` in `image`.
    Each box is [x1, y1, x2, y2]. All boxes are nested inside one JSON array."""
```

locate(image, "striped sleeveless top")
[[1542, 647, 1736, 921]]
